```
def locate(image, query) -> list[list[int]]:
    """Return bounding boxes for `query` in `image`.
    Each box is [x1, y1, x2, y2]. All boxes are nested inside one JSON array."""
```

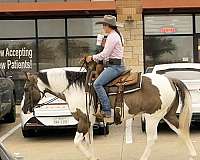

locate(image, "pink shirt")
[[93, 30, 123, 61]]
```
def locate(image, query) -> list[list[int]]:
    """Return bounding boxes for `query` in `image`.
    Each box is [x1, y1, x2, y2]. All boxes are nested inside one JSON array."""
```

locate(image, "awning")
[[0, 1, 116, 16], [143, 0, 200, 9]]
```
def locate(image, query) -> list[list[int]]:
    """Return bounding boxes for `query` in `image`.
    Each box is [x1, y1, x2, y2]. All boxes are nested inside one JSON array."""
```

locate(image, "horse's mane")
[[65, 70, 86, 88], [38, 67, 87, 90], [38, 71, 50, 87]]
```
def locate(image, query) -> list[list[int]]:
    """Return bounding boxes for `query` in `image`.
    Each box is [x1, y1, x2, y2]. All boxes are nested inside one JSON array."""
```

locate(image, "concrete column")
[[116, 0, 143, 72]]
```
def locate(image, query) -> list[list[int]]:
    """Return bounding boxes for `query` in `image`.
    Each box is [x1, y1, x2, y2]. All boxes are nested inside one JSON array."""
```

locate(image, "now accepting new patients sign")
[[0, 47, 32, 70]]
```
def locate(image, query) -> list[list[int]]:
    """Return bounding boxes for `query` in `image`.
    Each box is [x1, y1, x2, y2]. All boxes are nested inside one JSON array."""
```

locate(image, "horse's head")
[[24, 72, 38, 89], [80, 56, 97, 72], [23, 72, 41, 114]]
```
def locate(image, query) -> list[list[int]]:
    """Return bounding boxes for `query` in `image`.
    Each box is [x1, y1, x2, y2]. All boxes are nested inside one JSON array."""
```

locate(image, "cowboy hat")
[[96, 15, 117, 27]]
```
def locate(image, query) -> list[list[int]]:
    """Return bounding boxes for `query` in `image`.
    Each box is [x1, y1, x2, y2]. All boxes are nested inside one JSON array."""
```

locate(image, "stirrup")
[[93, 111, 114, 125]]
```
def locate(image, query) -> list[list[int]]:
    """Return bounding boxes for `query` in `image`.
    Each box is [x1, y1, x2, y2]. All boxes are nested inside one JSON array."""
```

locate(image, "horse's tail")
[[171, 78, 192, 133]]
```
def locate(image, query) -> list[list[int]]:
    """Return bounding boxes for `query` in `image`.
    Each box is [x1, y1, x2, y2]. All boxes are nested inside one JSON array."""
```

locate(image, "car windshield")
[[156, 68, 200, 80], [145, 67, 154, 73]]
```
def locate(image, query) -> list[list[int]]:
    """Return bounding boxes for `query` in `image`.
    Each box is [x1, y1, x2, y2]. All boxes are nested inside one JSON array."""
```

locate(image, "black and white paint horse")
[[24, 67, 196, 160]]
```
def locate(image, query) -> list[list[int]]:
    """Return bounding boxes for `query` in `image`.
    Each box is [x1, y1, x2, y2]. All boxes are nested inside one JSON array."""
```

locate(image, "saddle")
[[86, 66, 142, 125], [106, 70, 142, 95]]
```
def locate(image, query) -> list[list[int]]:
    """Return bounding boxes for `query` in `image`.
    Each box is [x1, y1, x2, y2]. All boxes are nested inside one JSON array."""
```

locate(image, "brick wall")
[[116, 0, 143, 72]]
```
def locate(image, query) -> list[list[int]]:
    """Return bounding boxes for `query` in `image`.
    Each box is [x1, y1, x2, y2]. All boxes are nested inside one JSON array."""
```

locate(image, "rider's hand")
[[86, 56, 93, 63], [80, 57, 85, 63]]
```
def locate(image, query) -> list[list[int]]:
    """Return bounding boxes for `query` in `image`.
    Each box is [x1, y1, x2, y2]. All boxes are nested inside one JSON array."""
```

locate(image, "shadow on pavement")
[[157, 122, 200, 133]]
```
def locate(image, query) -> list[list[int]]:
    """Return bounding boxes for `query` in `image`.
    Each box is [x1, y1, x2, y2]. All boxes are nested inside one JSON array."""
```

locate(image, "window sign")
[[0, 40, 36, 71], [144, 15, 193, 35]]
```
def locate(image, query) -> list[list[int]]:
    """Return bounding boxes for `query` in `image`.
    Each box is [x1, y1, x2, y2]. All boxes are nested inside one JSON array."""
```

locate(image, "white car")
[[142, 63, 200, 131], [21, 93, 109, 137]]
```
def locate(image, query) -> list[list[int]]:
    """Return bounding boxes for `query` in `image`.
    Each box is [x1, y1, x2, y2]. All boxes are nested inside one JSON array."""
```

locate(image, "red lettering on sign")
[[160, 27, 176, 33]]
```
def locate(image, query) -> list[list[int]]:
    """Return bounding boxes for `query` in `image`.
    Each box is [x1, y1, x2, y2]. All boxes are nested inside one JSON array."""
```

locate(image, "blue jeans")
[[93, 65, 125, 115]]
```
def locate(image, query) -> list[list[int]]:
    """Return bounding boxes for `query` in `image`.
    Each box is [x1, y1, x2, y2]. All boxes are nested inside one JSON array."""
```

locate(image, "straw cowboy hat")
[[96, 15, 117, 27]]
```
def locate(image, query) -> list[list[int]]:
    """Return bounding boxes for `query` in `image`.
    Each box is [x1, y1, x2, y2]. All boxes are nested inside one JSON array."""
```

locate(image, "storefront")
[[1, 0, 200, 102]]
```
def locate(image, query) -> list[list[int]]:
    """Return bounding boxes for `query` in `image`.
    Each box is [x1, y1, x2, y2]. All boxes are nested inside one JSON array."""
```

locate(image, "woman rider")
[[86, 15, 125, 121]]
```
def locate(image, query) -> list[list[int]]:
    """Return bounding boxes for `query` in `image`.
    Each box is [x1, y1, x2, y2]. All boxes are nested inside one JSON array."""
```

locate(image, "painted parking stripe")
[[0, 124, 21, 143], [125, 118, 133, 144]]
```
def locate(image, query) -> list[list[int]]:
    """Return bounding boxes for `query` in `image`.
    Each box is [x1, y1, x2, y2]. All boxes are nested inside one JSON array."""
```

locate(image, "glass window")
[[38, 19, 65, 37], [195, 15, 200, 33], [144, 36, 193, 68], [68, 38, 96, 66], [38, 39, 66, 70], [0, 20, 35, 38], [144, 15, 193, 35], [68, 18, 103, 36]]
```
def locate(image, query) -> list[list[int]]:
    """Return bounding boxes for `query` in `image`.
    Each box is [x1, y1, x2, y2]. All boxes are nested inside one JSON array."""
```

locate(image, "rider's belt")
[[108, 58, 122, 65], [98, 60, 103, 64]]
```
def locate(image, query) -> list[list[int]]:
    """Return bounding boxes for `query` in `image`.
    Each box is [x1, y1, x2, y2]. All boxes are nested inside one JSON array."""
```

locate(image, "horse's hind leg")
[[163, 93, 180, 134], [140, 115, 160, 160]]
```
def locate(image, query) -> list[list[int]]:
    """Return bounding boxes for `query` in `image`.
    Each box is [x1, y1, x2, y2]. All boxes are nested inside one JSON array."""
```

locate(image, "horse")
[[21, 64, 197, 160]]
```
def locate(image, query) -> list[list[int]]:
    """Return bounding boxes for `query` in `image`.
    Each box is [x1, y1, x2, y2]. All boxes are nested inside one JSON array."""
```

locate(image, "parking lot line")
[[0, 124, 21, 143]]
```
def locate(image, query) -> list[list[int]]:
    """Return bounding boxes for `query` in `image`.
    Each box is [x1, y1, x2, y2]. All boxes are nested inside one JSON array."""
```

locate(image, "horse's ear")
[[80, 56, 86, 62], [24, 72, 29, 80]]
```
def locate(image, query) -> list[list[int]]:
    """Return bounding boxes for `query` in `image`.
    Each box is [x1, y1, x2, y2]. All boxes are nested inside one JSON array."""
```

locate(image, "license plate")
[[53, 117, 68, 125]]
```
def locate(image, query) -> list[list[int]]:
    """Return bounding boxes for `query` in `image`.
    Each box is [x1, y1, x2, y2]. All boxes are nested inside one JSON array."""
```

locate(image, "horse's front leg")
[[72, 110, 98, 160], [74, 130, 97, 160]]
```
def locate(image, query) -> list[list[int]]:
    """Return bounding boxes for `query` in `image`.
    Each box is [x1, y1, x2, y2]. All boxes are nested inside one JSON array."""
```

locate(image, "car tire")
[[141, 117, 146, 133], [3, 93, 16, 123], [22, 129, 35, 138], [98, 124, 109, 135]]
